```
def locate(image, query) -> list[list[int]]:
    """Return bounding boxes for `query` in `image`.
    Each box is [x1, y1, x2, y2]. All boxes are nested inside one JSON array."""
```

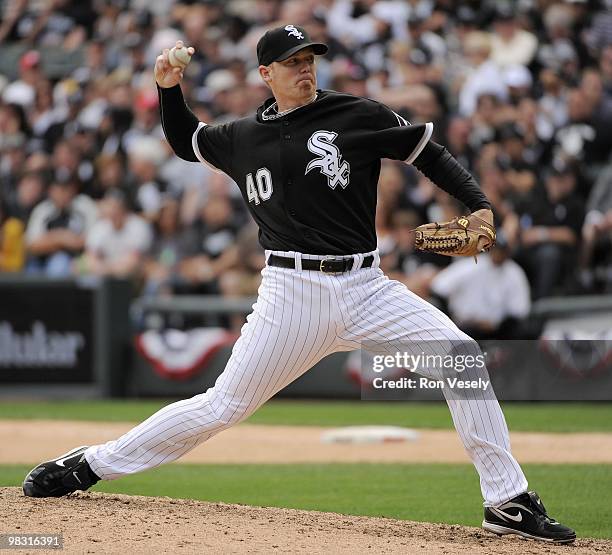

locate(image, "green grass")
[[2, 463, 610, 539], [0, 400, 611, 432]]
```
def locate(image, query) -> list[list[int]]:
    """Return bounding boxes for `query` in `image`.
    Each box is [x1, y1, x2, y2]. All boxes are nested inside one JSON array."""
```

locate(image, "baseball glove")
[[413, 214, 496, 259]]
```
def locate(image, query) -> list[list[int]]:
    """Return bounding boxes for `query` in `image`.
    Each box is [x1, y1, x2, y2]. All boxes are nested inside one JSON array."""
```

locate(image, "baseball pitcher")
[[23, 25, 574, 544]]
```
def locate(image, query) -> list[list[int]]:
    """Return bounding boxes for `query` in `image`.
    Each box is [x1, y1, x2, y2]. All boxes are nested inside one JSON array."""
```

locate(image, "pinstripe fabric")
[[85, 255, 339, 479], [85, 250, 527, 505], [329, 267, 527, 505]]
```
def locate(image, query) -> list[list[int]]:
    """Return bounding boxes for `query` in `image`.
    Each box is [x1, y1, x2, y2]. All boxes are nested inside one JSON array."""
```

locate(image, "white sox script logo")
[[284, 25, 304, 39], [305, 131, 351, 190]]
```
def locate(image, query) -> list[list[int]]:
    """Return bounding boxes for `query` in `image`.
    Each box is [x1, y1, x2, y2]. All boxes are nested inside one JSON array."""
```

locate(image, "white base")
[[320, 426, 419, 444]]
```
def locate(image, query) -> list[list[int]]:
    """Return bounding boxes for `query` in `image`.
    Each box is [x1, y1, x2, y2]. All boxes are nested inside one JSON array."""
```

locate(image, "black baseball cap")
[[257, 24, 328, 66]]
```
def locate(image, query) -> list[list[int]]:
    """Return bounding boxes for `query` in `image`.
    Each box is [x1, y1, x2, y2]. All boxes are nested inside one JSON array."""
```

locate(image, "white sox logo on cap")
[[257, 24, 327, 66], [305, 130, 350, 190], [284, 25, 304, 39]]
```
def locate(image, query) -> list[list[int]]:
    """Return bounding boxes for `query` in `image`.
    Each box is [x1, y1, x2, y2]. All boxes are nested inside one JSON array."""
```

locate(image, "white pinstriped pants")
[[85, 250, 527, 506]]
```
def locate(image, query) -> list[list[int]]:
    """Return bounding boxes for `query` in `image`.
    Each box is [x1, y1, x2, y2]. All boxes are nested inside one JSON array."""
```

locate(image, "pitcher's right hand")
[[154, 40, 194, 88]]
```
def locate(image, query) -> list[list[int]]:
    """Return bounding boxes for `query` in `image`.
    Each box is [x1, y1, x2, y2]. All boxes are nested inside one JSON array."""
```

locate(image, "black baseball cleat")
[[23, 446, 100, 497], [483, 491, 576, 544]]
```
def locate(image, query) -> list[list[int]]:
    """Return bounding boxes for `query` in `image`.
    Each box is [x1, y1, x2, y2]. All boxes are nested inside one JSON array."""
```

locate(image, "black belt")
[[268, 254, 374, 273]]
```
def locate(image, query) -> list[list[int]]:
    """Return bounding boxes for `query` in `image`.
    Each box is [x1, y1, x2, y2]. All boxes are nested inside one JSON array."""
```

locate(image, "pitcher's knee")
[[204, 391, 253, 428], [442, 333, 483, 362]]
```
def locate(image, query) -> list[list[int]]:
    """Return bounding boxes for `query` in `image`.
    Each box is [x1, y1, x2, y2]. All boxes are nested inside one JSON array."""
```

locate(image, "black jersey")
[[192, 90, 431, 255], [159, 86, 489, 255]]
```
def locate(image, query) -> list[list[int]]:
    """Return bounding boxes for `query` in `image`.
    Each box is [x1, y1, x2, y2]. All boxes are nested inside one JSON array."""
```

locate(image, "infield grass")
[[1, 463, 610, 539], [0, 400, 611, 432]]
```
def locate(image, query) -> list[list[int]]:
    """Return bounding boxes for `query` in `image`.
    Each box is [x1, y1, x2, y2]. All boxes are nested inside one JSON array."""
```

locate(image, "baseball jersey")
[[190, 90, 433, 255]]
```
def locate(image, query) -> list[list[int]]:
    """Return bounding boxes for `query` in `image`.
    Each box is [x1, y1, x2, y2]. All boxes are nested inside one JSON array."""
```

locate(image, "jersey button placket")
[[280, 123, 297, 221]]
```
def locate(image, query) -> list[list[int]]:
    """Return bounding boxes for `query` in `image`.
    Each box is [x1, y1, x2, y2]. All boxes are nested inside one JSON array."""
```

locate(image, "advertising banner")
[[0, 282, 94, 384]]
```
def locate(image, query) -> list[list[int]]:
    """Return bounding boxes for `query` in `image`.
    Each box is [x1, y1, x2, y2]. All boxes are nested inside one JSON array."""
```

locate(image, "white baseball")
[[168, 46, 192, 69]]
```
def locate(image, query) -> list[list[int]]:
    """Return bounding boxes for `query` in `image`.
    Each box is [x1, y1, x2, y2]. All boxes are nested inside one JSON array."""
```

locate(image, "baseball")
[[168, 45, 192, 69]]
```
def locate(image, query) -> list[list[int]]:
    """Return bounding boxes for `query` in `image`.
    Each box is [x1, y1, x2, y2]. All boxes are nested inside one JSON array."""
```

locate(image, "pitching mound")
[[2, 488, 610, 554]]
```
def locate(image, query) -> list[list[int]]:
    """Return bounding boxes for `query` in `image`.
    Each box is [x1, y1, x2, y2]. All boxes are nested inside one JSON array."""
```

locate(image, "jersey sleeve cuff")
[[404, 122, 433, 165], [191, 122, 224, 174]]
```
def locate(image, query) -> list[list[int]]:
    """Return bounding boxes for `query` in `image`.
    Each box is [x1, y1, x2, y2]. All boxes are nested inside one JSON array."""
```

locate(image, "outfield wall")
[[1, 276, 611, 400]]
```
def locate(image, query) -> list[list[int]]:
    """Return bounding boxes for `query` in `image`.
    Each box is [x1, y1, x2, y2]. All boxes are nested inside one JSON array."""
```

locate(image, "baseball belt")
[[267, 254, 374, 273]]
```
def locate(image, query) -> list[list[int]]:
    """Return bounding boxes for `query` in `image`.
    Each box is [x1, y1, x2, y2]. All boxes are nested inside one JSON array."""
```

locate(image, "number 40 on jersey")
[[246, 167, 273, 205]]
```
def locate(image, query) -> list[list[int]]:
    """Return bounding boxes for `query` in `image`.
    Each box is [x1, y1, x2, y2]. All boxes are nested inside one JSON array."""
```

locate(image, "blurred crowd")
[[0, 0, 611, 335]]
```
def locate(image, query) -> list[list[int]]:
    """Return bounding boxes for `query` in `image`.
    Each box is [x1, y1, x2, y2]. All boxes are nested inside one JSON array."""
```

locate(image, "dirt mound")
[[1, 488, 609, 554]]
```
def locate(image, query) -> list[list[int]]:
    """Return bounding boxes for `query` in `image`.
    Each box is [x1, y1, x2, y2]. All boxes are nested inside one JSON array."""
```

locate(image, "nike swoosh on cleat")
[[55, 448, 86, 468], [492, 507, 523, 522], [55, 456, 74, 468]]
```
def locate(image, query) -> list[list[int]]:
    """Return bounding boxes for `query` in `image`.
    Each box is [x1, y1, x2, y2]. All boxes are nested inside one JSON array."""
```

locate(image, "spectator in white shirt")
[[490, 7, 538, 68], [1, 50, 41, 108], [430, 234, 531, 339], [77, 190, 152, 278], [458, 31, 508, 117], [25, 174, 97, 276]]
